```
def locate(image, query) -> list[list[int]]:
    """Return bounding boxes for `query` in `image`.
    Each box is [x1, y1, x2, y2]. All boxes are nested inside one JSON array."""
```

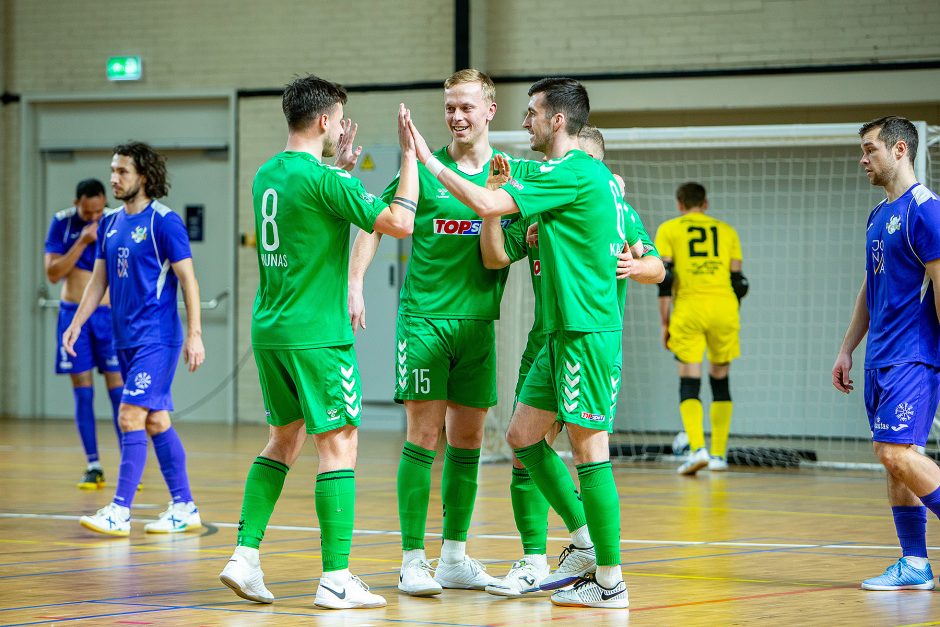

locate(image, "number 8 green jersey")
[[503, 149, 641, 333], [251, 151, 386, 349]]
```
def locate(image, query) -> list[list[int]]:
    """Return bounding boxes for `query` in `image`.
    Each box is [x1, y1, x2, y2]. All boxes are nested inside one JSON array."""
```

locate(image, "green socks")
[[237, 456, 289, 549], [398, 441, 436, 550], [315, 469, 356, 572], [442, 445, 481, 542], [513, 440, 587, 532], [510, 465, 550, 554], [577, 461, 621, 566]]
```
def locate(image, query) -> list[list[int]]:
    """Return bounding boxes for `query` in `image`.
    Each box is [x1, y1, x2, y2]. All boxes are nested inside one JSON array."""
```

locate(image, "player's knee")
[[709, 375, 731, 402], [505, 425, 526, 450], [873, 441, 907, 473], [144, 412, 171, 436], [680, 377, 701, 402]]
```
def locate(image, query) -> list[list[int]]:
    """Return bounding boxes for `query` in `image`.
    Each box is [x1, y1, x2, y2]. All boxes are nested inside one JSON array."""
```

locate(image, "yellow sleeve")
[[654, 220, 674, 259], [728, 224, 742, 261]]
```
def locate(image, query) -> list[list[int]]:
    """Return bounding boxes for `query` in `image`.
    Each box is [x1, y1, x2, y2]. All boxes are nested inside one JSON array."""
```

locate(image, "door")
[[38, 148, 234, 423]]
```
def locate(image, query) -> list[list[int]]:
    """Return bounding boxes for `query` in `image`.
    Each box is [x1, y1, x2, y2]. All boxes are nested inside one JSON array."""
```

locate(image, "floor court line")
[[1, 511, 929, 552]]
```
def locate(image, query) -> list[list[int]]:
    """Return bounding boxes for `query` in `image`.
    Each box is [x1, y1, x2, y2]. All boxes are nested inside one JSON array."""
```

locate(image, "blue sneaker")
[[860, 558, 935, 590]]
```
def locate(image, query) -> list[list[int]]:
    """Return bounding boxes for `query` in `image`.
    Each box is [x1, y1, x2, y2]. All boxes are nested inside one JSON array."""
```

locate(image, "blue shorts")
[[56, 302, 120, 375], [865, 363, 940, 447], [117, 344, 182, 412]]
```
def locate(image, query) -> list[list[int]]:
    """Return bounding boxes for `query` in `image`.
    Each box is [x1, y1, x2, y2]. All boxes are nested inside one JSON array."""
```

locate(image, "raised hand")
[[334, 117, 362, 172], [406, 114, 433, 164], [486, 154, 510, 190], [398, 103, 415, 156]]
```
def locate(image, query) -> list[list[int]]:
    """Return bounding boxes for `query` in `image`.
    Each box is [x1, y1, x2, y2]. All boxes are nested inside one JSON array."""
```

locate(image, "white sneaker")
[[678, 447, 710, 475], [315, 574, 387, 609], [434, 555, 499, 589], [398, 558, 442, 596], [219, 547, 275, 604], [540, 544, 597, 590], [485, 558, 550, 597], [144, 501, 202, 533], [79, 502, 131, 536], [550, 574, 629, 609], [708, 456, 729, 471]]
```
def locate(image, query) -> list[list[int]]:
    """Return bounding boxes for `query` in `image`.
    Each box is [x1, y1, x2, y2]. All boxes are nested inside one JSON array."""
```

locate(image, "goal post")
[[484, 122, 935, 467]]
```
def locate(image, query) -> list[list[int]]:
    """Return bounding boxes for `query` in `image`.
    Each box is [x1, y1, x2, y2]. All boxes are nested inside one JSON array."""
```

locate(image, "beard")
[[323, 134, 338, 158], [114, 182, 142, 202], [530, 128, 551, 154]]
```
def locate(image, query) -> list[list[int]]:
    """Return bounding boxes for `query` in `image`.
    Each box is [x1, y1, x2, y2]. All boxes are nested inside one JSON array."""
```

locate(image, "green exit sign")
[[107, 56, 142, 81]]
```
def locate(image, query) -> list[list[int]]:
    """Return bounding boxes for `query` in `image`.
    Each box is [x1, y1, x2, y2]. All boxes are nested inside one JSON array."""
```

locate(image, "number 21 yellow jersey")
[[654, 212, 742, 300]]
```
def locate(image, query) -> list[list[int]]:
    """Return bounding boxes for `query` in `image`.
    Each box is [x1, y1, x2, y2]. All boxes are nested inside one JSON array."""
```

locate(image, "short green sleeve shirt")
[[503, 149, 641, 333], [251, 152, 385, 349], [381, 146, 523, 320]]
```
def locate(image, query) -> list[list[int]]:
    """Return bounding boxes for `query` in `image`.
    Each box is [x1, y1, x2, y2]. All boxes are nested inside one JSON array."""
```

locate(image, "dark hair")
[[859, 116, 918, 165], [282, 74, 348, 132], [112, 141, 169, 199], [75, 178, 106, 199], [528, 77, 590, 136], [676, 182, 707, 208], [578, 125, 605, 160]]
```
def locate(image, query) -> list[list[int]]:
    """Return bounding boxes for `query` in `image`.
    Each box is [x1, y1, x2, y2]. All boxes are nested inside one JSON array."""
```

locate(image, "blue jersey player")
[[44, 178, 124, 489], [833, 116, 940, 590], [64, 142, 206, 537]]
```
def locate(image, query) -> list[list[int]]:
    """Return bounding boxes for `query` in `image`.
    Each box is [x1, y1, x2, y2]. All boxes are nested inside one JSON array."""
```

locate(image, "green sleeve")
[[503, 163, 578, 221], [626, 205, 659, 257], [502, 218, 530, 263], [320, 166, 387, 232]]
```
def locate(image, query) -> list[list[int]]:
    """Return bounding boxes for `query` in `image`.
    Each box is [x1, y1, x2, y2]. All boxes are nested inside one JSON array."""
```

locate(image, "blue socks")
[[919, 485, 940, 522], [892, 506, 928, 558], [152, 427, 193, 503], [113, 430, 148, 508], [73, 386, 98, 464], [108, 387, 124, 450]]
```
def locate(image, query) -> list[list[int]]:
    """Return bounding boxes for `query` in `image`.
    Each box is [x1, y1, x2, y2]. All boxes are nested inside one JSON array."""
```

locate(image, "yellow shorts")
[[668, 296, 740, 364]]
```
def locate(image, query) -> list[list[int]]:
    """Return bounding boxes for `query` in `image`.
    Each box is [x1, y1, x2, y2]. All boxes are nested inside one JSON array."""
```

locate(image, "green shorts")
[[518, 330, 622, 432], [394, 314, 497, 408], [254, 345, 362, 434], [514, 336, 546, 398]]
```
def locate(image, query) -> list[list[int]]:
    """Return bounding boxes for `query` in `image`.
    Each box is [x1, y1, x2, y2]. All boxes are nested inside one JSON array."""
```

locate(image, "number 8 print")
[[261, 188, 280, 252]]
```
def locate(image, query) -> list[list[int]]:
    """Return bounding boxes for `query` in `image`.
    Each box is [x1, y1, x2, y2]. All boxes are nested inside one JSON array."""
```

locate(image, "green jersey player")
[[220, 75, 418, 611], [480, 127, 663, 598], [408, 78, 636, 609], [350, 69, 525, 596]]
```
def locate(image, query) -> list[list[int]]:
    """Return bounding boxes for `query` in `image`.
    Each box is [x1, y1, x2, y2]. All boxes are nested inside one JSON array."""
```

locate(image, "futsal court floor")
[[2, 418, 939, 626]]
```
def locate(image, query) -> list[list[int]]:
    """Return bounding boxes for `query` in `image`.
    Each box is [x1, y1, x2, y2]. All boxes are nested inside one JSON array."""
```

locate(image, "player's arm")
[[480, 218, 511, 269], [409, 117, 517, 218], [657, 256, 674, 349], [372, 105, 418, 238], [348, 230, 382, 333], [617, 246, 665, 284], [173, 258, 205, 373], [62, 259, 109, 356], [928, 259, 940, 326], [832, 277, 868, 394], [44, 221, 98, 283]]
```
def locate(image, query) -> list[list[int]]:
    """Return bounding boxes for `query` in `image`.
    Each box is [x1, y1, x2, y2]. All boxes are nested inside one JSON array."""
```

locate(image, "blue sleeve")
[[156, 212, 193, 263], [96, 218, 110, 260], [911, 198, 940, 264], [44, 216, 67, 255]]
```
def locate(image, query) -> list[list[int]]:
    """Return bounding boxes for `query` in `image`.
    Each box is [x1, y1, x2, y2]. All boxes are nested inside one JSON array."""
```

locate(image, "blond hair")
[[444, 69, 496, 104]]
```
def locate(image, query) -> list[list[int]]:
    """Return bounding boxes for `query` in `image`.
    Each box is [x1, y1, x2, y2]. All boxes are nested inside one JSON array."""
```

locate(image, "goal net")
[[485, 123, 937, 468]]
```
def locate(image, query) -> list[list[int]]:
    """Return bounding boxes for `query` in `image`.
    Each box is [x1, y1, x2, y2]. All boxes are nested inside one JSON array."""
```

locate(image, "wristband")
[[426, 156, 446, 178]]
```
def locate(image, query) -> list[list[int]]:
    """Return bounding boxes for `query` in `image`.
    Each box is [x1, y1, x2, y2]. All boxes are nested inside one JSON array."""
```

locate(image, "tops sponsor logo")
[[580, 411, 607, 422], [433, 218, 514, 236], [533, 260, 541, 276]]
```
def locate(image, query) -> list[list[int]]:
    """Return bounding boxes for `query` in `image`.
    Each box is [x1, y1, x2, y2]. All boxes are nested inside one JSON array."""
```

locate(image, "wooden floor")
[[2, 418, 940, 626]]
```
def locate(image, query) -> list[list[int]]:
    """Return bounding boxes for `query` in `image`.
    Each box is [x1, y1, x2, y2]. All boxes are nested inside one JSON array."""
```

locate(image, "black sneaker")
[[77, 468, 105, 490]]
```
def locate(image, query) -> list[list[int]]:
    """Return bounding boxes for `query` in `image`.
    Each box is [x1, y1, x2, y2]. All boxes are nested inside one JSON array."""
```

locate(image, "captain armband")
[[657, 261, 674, 297], [731, 271, 749, 300], [392, 196, 417, 214]]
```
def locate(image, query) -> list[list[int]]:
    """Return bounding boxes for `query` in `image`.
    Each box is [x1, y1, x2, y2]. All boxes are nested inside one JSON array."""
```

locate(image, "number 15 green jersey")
[[251, 151, 386, 349]]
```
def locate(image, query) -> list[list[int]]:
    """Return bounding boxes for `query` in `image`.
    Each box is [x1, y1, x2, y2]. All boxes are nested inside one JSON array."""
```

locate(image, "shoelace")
[[572, 573, 597, 590], [557, 544, 579, 566], [417, 559, 436, 576], [350, 575, 370, 591]]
